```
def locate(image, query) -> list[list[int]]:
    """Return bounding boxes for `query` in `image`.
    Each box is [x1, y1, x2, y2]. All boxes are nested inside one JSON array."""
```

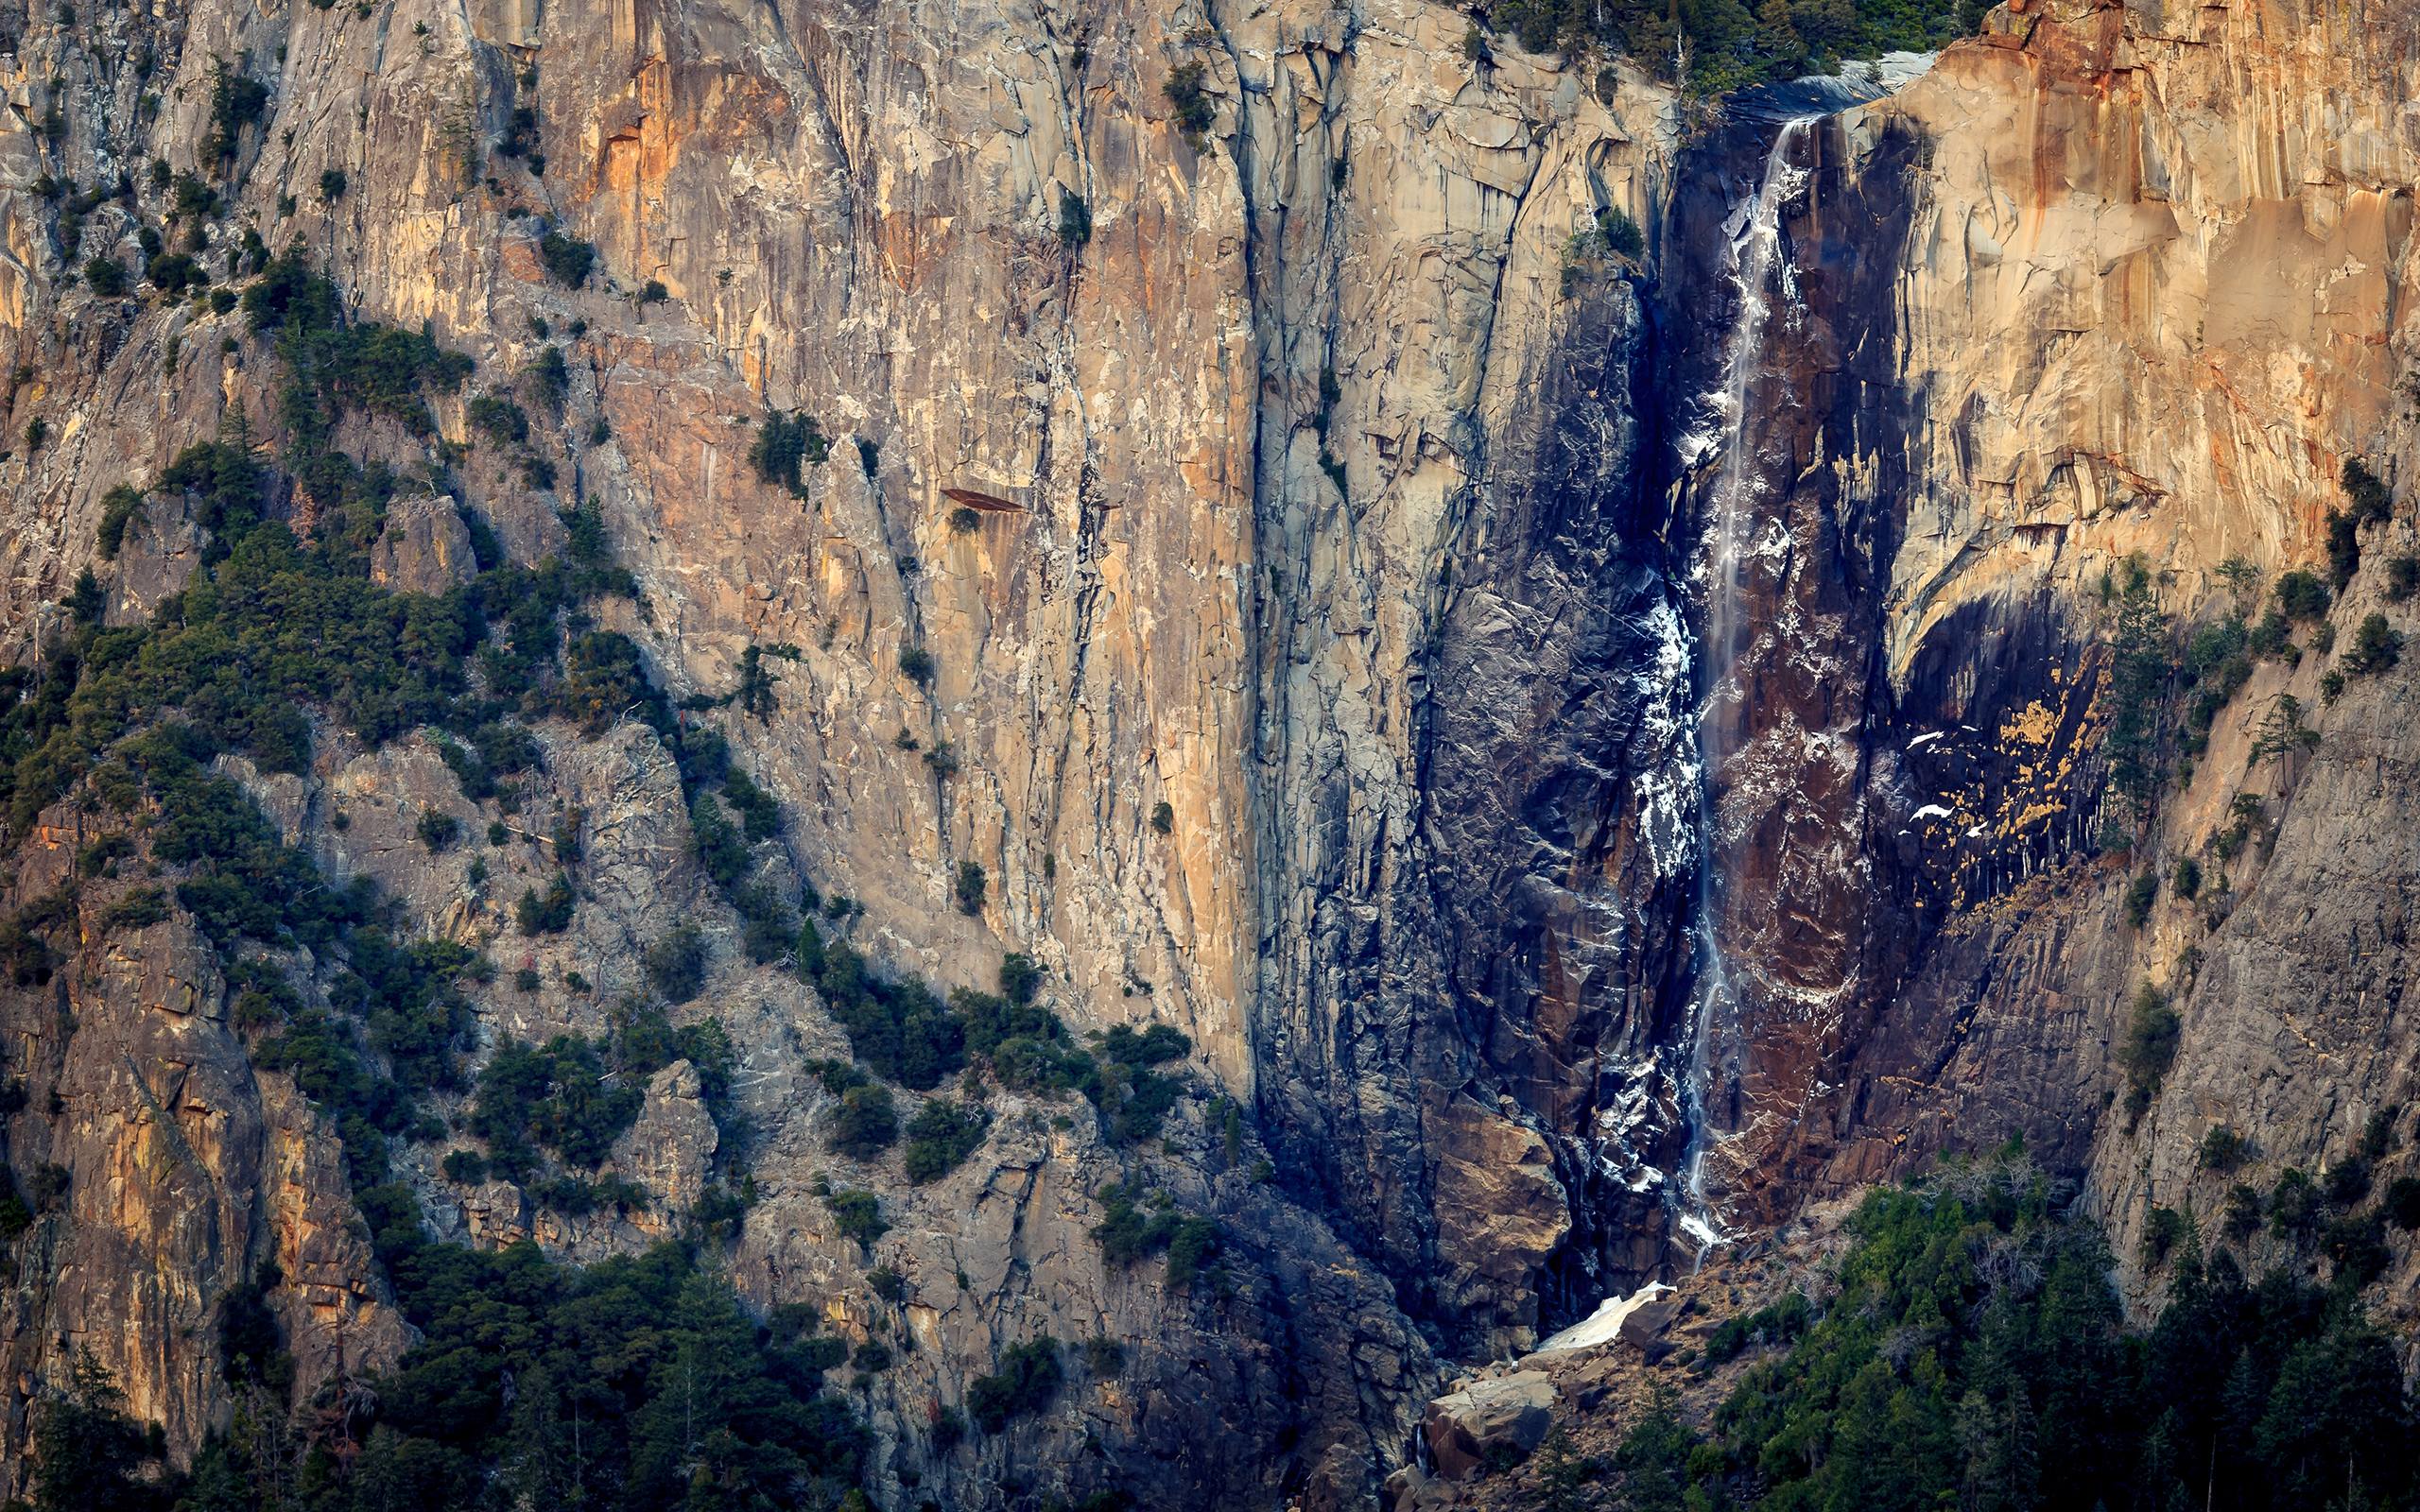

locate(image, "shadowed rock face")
[[4, 0, 2420, 1500], [1693, 0, 2420, 1327], [1652, 109, 1931, 1228]]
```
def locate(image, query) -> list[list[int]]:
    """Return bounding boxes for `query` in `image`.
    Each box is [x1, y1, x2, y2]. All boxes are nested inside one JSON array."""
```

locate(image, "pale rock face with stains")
[[2, 0, 2420, 1502]]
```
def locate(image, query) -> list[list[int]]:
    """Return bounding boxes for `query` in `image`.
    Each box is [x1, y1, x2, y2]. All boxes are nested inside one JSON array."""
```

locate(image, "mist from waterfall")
[[1675, 115, 1819, 1254]]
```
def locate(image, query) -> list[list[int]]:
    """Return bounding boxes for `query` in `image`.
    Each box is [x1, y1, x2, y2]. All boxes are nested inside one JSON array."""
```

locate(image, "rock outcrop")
[[1420, 1370, 1557, 1481], [1, 0, 2419, 1502]]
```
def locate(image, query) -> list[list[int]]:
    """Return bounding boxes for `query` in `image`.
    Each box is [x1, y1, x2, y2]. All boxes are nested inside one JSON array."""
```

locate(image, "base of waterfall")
[[1678, 1211, 1728, 1250], [1535, 1281, 1676, 1355]]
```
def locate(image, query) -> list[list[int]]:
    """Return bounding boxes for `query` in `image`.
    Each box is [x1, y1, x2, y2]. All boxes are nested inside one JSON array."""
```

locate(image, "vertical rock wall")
[[3, 0, 2420, 1498]]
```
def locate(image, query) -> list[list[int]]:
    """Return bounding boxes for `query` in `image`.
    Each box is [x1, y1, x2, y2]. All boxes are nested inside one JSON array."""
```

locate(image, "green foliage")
[[2388, 555, 2420, 603], [1660, 1158, 2420, 1512], [2200, 1125, 2251, 1172], [750, 411, 829, 497], [901, 1097, 989, 1183], [2327, 509, 2364, 588], [174, 173, 223, 219], [966, 1336, 1062, 1433], [2118, 982, 2181, 1116], [642, 921, 708, 1003], [2251, 692, 2321, 764], [335, 1228, 864, 1512], [822, 1185, 889, 1249], [1091, 1181, 1181, 1266], [527, 346, 571, 406], [721, 765, 781, 839], [2344, 456, 2394, 523], [2274, 569, 2331, 621], [2101, 558, 2171, 807], [1091, 1180, 1217, 1285], [67, 569, 104, 627], [84, 255, 128, 296], [1000, 951, 1044, 1005], [2119, 866, 2158, 923], [247, 250, 472, 443], [1599, 205, 1646, 260], [804, 935, 966, 1090], [732, 643, 797, 722], [537, 230, 595, 288], [1532, 1424, 1599, 1512], [897, 644, 935, 684], [2223, 1181, 2264, 1240], [827, 1083, 899, 1160], [2384, 1175, 2420, 1230], [207, 64, 270, 160], [100, 885, 169, 933], [415, 809, 458, 851], [514, 874, 576, 935], [470, 1033, 644, 1173], [1163, 1216, 1221, 1289], [1611, 1386, 1692, 1508], [2178, 613, 2256, 755], [1058, 189, 1092, 249], [1483, 0, 1984, 95], [95, 484, 145, 558], [2323, 456, 2381, 588], [30, 1354, 165, 1512], [2343, 612, 2403, 676], [2141, 1203, 2189, 1265], [1701, 1289, 1811, 1365], [604, 999, 737, 1114], [5, 247, 874, 1512], [1163, 63, 1216, 146], [467, 393, 528, 445], [2270, 1166, 2321, 1241], [800, 942, 1189, 1146], [954, 859, 986, 915]]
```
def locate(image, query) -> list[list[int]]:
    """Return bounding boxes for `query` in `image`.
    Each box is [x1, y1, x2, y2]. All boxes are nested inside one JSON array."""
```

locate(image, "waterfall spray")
[[1676, 115, 1820, 1256]]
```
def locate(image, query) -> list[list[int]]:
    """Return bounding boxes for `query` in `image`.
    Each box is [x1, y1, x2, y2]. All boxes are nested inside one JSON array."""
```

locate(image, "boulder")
[[370, 493, 477, 595], [1619, 1292, 1688, 1362], [1422, 1369, 1558, 1480]]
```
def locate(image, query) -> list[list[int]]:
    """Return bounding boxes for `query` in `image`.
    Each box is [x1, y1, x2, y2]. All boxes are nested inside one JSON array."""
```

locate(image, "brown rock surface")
[[0, 0, 2416, 1503]]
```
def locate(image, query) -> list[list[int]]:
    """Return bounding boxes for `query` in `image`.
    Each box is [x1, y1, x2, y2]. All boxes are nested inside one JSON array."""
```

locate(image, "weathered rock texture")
[[3, 0, 2420, 1501], [1680, 0, 2420, 1323]]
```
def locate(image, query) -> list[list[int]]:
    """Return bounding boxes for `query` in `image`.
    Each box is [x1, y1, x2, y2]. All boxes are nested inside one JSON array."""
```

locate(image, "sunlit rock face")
[[2, 0, 2419, 1499]]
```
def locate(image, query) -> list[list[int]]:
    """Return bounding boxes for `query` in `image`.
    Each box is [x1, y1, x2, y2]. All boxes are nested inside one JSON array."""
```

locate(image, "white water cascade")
[[1674, 115, 1821, 1256], [1526, 117, 1831, 1358]]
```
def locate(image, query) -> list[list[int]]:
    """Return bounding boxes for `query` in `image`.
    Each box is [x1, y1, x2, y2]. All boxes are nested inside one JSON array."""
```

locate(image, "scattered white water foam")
[[1676, 115, 1823, 1251], [1677, 1211, 1726, 1252], [1536, 1282, 1675, 1355]]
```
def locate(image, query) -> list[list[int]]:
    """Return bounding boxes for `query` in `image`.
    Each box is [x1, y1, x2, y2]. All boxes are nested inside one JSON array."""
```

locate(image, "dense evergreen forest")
[[1568, 1156, 2419, 1512], [1480, 0, 1999, 94]]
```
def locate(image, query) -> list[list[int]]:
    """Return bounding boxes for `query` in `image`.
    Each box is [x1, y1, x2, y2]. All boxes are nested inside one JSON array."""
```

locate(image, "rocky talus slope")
[[0, 0, 2417, 1503]]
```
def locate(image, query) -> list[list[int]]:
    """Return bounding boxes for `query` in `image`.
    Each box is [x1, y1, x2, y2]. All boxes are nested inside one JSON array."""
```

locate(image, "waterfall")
[[1675, 115, 1820, 1253]]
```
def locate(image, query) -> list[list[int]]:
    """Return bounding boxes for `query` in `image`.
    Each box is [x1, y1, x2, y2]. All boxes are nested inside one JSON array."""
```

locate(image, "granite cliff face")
[[2, 0, 2420, 1502], [1685, 0, 2420, 1274]]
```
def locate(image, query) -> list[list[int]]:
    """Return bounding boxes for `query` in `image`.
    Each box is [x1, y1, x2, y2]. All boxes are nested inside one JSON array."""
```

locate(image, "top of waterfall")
[[1733, 49, 1941, 122]]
